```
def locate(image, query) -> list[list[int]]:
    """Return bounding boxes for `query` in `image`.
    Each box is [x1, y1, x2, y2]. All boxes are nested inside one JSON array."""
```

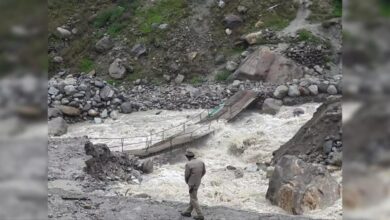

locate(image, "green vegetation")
[[309, 0, 342, 22], [215, 70, 231, 82], [297, 29, 321, 43], [78, 58, 94, 72], [190, 75, 204, 85], [332, 0, 342, 17], [379, 0, 390, 17], [94, 6, 125, 28], [134, 0, 187, 34]]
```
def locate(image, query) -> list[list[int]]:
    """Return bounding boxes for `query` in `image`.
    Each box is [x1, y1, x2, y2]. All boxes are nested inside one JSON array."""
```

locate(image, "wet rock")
[[48, 108, 62, 119], [293, 108, 305, 117], [110, 110, 119, 120], [109, 58, 127, 79], [326, 151, 342, 166], [323, 140, 333, 154], [120, 102, 133, 114], [94, 117, 103, 124], [273, 85, 289, 99], [100, 86, 115, 101], [48, 117, 68, 136], [223, 14, 243, 29], [234, 169, 244, 178], [100, 109, 108, 119], [266, 155, 340, 215], [95, 36, 114, 53], [57, 105, 81, 116], [266, 166, 274, 178], [308, 85, 319, 95], [288, 85, 300, 97], [226, 165, 237, 170], [131, 44, 147, 58], [262, 98, 282, 115], [141, 159, 154, 174]]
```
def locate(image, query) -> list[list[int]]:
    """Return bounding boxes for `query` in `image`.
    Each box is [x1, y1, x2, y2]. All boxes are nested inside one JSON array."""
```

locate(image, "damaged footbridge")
[[90, 90, 258, 158]]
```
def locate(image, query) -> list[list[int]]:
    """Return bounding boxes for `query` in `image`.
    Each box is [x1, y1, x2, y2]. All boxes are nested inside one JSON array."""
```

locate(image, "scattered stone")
[[326, 151, 342, 166], [48, 117, 68, 136], [218, 0, 225, 8], [293, 108, 305, 117], [94, 117, 102, 124], [120, 102, 133, 114], [323, 140, 334, 154], [262, 98, 283, 115], [109, 58, 127, 79], [314, 65, 323, 74], [237, 5, 248, 14], [53, 56, 63, 63], [245, 164, 258, 172], [288, 85, 300, 97], [226, 165, 237, 170], [88, 109, 99, 117], [232, 80, 241, 87], [225, 28, 232, 35], [327, 85, 338, 95], [273, 85, 289, 99], [174, 74, 185, 84], [100, 109, 108, 118], [308, 85, 319, 95], [95, 36, 114, 53], [266, 155, 340, 215], [48, 108, 62, 119], [48, 87, 59, 96], [100, 86, 115, 101], [225, 61, 238, 72], [131, 44, 147, 58], [215, 54, 225, 65], [57, 105, 81, 116], [158, 23, 169, 30], [234, 169, 244, 179], [56, 27, 71, 38], [64, 85, 76, 95], [110, 110, 119, 120], [223, 14, 243, 29]]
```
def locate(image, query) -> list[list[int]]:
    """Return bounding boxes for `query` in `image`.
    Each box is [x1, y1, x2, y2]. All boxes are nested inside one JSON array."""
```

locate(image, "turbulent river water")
[[64, 103, 342, 219]]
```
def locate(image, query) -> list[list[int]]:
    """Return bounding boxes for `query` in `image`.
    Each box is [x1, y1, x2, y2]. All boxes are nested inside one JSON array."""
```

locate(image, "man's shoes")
[[193, 216, 204, 220], [180, 212, 191, 217]]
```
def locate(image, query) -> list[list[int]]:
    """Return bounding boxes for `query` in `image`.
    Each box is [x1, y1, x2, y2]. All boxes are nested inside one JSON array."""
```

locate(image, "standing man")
[[181, 150, 206, 220]]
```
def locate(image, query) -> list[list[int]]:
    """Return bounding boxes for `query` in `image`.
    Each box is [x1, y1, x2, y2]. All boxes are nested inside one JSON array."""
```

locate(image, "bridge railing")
[[88, 108, 215, 152]]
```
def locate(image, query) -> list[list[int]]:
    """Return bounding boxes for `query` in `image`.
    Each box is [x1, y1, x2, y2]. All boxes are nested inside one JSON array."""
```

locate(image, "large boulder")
[[262, 98, 283, 115], [233, 47, 303, 83], [272, 97, 342, 164], [141, 159, 154, 174], [56, 105, 81, 116], [120, 102, 133, 114], [109, 58, 127, 79], [266, 155, 340, 215], [48, 117, 68, 136]]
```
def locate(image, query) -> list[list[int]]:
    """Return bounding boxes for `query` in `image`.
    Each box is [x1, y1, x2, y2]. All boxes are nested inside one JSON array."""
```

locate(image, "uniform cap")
[[185, 150, 195, 157]]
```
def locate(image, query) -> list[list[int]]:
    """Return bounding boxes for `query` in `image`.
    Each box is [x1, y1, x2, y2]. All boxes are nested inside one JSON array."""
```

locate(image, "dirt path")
[[49, 188, 319, 220]]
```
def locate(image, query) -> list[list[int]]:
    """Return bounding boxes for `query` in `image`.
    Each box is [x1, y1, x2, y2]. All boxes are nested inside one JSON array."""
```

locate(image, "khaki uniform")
[[184, 158, 206, 216]]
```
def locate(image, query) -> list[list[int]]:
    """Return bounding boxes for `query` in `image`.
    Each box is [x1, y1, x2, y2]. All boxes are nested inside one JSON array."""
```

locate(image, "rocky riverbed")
[[49, 104, 342, 220]]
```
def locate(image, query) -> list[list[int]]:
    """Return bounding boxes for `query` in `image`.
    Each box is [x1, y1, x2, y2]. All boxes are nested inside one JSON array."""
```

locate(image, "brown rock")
[[56, 105, 81, 116]]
